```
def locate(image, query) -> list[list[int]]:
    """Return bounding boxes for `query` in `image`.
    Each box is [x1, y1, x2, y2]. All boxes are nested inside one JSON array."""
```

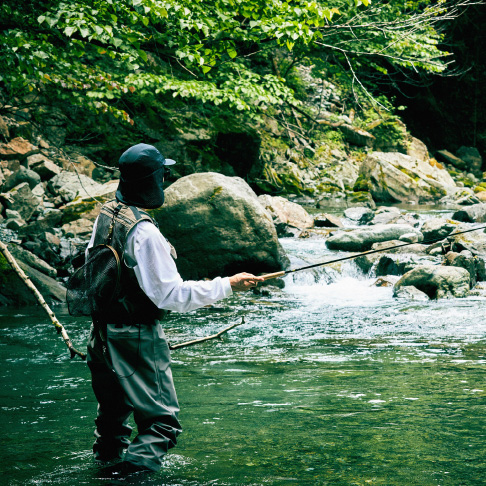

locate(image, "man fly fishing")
[[85, 143, 263, 478]]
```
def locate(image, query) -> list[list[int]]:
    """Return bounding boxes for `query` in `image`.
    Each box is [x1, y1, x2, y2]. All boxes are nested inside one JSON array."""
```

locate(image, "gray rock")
[[436, 149, 466, 170], [18, 210, 63, 238], [48, 171, 102, 203], [443, 250, 484, 287], [456, 147, 482, 175], [371, 240, 427, 254], [344, 207, 374, 224], [346, 192, 376, 209], [456, 195, 480, 206], [0, 254, 65, 306], [2, 182, 38, 221], [5, 209, 22, 220], [7, 243, 57, 277], [452, 203, 486, 223], [394, 285, 430, 301], [29, 156, 62, 180], [446, 223, 486, 257], [61, 218, 94, 238], [326, 224, 422, 252], [407, 137, 429, 163], [359, 151, 456, 203], [258, 195, 314, 237], [399, 232, 423, 243], [151, 172, 289, 280], [394, 265, 471, 299], [375, 254, 438, 277], [314, 213, 343, 228], [5, 219, 24, 230], [2, 165, 41, 191], [421, 218, 456, 242]]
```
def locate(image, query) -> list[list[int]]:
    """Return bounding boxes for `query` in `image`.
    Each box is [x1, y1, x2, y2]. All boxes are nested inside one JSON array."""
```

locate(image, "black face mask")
[[115, 144, 174, 209]]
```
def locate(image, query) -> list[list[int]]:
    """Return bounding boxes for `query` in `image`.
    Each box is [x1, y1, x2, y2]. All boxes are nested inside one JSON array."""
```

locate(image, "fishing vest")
[[90, 199, 166, 324]]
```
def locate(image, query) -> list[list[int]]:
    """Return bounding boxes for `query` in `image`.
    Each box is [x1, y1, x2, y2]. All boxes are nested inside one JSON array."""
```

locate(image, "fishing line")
[[262, 223, 486, 280]]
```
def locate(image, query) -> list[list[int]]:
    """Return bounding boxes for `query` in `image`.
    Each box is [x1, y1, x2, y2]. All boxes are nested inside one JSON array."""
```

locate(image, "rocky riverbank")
[[2, 121, 486, 306]]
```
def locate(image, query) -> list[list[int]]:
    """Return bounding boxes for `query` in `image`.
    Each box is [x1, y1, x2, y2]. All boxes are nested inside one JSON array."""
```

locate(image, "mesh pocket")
[[66, 245, 121, 316]]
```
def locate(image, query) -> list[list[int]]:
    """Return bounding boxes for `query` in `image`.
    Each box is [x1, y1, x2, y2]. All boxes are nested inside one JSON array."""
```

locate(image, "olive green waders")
[[87, 320, 182, 472]]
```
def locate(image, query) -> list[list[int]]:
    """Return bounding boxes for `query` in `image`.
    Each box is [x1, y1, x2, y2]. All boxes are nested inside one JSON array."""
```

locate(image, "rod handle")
[[261, 271, 286, 281]]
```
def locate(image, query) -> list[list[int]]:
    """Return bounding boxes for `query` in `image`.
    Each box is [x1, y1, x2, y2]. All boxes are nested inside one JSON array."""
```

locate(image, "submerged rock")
[[314, 213, 343, 228], [371, 276, 400, 287], [326, 224, 423, 252], [394, 265, 470, 299], [344, 207, 374, 224], [421, 218, 456, 242], [151, 172, 289, 280], [394, 285, 430, 301]]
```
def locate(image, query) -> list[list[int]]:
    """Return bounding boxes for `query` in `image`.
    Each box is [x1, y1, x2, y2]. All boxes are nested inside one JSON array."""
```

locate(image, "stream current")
[[0, 207, 485, 485]]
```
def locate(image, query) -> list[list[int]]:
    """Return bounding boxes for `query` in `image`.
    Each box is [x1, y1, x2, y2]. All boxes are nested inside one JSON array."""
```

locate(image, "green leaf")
[[64, 26, 76, 37], [227, 48, 237, 59], [37, 15, 46, 24], [201, 65, 211, 74], [142, 17, 149, 26]]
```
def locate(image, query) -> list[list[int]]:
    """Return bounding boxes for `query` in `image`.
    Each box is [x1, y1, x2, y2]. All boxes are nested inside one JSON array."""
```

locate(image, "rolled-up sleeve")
[[125, 221, 232, 312]]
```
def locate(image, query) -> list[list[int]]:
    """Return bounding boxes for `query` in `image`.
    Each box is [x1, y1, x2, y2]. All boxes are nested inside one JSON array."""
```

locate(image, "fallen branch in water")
[[169, 316, 246, 350], [0, 241, 86, 360]]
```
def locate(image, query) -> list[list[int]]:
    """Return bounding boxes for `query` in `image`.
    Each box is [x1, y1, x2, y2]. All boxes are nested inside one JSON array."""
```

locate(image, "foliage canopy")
[[0, 0, 471, 127]]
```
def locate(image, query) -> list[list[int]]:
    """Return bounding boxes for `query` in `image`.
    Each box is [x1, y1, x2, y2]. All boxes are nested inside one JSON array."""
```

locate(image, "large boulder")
[[394, 265, 471, 299], [358, 151, 456, 203], [258, 195, 314, 236], [326, 224, 423, 252], [151, 172, 289, 279]]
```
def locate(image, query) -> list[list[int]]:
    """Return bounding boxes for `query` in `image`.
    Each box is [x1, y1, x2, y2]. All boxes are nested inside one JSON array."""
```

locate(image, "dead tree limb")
[[169, 316, 246, 350], [0, 241, 86, 360]]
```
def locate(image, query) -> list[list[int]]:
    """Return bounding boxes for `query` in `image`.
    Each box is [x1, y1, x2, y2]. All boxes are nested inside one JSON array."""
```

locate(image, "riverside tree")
[[0, 0, 475, 161]]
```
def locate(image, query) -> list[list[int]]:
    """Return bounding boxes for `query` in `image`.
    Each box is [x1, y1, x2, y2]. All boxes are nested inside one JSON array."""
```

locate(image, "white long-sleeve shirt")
[[88, 219, 232, 313]]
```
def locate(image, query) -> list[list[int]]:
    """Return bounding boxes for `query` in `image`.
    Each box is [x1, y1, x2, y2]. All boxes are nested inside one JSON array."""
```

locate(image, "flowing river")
[[1, 207, 485, 485]]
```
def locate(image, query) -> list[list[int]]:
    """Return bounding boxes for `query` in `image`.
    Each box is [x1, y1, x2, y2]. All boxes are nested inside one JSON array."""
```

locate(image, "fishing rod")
[[261, 223, 486, 281]]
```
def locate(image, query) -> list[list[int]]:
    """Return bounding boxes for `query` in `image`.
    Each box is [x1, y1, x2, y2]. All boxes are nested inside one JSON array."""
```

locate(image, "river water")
[[1, 207, 485, 485]]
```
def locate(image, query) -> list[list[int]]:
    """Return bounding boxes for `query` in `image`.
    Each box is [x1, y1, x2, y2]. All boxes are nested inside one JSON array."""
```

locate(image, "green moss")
[[353, 174, 371, 192], [62, 199, 98, 224], [0, 253, 13, 287], [399, 167, 420, 182], [208, 186, 223, 202], [349, 191, 373, 203]]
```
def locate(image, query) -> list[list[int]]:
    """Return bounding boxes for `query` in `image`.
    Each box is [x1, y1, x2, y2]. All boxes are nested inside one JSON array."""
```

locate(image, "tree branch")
[[169, 316, 246, 350], [0, 242, 86, 360]]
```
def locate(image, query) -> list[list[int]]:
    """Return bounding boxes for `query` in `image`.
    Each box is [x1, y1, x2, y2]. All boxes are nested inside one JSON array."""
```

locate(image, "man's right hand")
[[229, 272, 264, 292]]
